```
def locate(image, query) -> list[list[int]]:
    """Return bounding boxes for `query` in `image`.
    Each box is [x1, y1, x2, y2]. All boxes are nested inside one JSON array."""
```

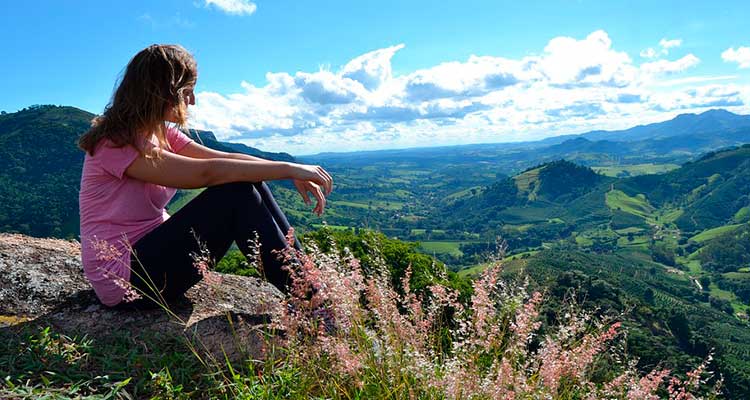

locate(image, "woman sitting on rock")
[[78, 44, 332, 309]]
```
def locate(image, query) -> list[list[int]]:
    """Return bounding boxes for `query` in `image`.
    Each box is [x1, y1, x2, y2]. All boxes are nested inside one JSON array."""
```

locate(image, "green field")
[[311, 224, 353, 231], [690, 223, 743, 243], [617, 235, 649, 248], [417, 241, 465, 257], [513, 167, 541, 200], [410, 229, 446, 235], [734, 206, 750, 223], [593, 163, 680, 177], [657, 208, 684, 224], [331, 200, 404, 211], [605, 189, 655, 220], [615, 227, 646, 234]]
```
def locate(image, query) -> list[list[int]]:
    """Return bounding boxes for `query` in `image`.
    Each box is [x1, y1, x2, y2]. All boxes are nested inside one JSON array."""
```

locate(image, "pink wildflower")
[[89, 236, 122, 262]]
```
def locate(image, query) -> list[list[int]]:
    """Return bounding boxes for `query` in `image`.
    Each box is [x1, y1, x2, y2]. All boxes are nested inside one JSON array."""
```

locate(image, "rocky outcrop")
[[0, 233, 284, 362]]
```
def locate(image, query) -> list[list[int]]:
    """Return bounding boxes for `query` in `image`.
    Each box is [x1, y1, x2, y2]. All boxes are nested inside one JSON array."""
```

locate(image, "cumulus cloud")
[[540, 30, 634, 87], [640, 38, 683, 58], [722, 47, 750, 68], [204, 0, 256, 16], [341, 44, 404, 91], [189, 31, 747, 155]]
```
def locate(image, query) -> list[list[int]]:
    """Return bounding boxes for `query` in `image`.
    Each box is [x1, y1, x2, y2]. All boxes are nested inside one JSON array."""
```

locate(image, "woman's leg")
[[124, 182, 297, 308], [252, 181, 302, 251]]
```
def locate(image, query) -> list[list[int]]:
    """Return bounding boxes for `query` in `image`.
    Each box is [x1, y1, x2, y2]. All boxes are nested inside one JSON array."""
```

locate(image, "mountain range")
[[305, 109, 750, 174]]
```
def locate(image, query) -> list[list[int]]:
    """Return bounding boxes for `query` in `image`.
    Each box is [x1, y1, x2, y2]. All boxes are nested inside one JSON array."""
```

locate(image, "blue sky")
[[2, 0, 749, 155]]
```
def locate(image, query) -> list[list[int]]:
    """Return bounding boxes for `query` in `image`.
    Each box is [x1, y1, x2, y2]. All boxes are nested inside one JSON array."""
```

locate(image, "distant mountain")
[[0, 105, 294, 238], [186, 130, 295, 162], [306, 109, 750, 175], [583, 109, 750, 142]]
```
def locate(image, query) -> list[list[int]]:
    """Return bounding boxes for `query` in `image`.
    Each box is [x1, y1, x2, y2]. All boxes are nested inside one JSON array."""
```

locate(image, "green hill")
[[0, 105, 93, 238], [618, 145, 750, 233]]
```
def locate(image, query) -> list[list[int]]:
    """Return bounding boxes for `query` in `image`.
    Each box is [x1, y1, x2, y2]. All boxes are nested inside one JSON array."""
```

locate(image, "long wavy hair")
[[79, 44, 197, 157]]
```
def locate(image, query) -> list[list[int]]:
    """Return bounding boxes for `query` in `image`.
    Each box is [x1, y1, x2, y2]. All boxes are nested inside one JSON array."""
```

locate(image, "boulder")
[[0, 233, 284, 362]]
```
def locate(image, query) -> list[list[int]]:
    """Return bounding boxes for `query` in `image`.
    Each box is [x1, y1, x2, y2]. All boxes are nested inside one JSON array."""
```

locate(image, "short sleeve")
[[166, 126, 194, 154], [95, 141, 140, 179]]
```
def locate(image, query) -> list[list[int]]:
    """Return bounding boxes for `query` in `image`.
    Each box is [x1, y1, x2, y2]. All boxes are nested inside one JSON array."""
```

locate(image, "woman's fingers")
[[312, 184, 326, 215], [317, 166, 333, 195], [292, 164, 333, 197], [293, 180, 312, 205]]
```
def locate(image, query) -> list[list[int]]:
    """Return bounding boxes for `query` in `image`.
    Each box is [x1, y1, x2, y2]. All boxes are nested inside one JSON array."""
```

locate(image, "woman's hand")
[[294, 179, 327, 216], [290, 164, 333, 195], [290, 164, 333, 216]]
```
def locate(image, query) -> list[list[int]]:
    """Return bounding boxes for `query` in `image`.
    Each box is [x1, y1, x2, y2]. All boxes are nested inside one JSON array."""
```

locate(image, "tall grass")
[[1, 229, 723, 399]]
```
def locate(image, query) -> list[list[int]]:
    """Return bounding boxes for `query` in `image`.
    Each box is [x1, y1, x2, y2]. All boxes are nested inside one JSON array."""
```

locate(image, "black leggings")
[[114, 181, 301, 309]]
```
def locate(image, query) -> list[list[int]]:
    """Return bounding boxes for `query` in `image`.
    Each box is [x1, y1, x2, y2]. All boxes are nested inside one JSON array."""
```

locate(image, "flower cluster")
[[270, 228, 722, 399], [89, 236, 141, 303]]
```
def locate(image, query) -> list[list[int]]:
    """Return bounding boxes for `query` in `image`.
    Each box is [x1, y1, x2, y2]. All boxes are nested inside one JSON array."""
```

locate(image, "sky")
[[2, 0, 750, 155]]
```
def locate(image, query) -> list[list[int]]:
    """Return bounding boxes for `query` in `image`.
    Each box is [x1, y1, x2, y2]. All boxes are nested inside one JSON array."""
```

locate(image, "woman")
[[78, 44, 332, 308]]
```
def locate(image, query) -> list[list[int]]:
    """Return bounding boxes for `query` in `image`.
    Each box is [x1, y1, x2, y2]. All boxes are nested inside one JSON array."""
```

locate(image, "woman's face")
[[164, 85, 195, 123]]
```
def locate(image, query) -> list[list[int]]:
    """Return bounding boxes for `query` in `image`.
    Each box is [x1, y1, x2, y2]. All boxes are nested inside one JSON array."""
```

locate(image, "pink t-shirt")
[[78, 126, 194, 306]]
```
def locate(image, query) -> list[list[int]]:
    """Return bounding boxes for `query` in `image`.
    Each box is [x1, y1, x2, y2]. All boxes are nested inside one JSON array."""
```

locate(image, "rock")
[[0, 233, 285, 362]]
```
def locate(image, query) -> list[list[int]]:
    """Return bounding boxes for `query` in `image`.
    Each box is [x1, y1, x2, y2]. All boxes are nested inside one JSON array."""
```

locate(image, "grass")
[[723, 271, 750, 280], [330, 200, 370, 209], [708, 283, 748, 314], [614, 227, 645, 234], [513, 167, 541, 200], [592, 163, 680, 177], [1, 236, 724, 399], [444, 186, 482, 202], [734, 206, 750, 223], [417, 241, 465, 257], [658, 208, 684, 224], [683, 259, 703, 275], [605, 189, 655, 221], [410, 229, 446, 235], [617, 235, 650, 248], [0, 325, 218, 398], [575, 235, 594, 246], [331, 200, 404, 211], [690, 224, 743, 243]]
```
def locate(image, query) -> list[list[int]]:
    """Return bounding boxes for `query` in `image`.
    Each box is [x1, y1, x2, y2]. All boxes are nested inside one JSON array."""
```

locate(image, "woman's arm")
[[176, 140, 332, 214], [177, 140, 266, 162], [125, 149, 332, 193]]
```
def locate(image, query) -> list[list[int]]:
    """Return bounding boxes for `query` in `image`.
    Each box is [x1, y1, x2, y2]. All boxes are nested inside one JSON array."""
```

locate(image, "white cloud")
[[204, 0, 256, 16], [189, 31, 747, 155], [341, 44, 404, 91], [641, 54, 700, 76], [654, 75, 738, 87], [640, 48, 658, 59], [722, 46, 750, 68], [659, 38, 682, 49], [640, 37, 683, 59]]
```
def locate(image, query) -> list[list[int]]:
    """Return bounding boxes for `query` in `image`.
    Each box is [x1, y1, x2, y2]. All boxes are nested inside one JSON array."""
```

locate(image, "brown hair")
[[78, 44, 198, 157]]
